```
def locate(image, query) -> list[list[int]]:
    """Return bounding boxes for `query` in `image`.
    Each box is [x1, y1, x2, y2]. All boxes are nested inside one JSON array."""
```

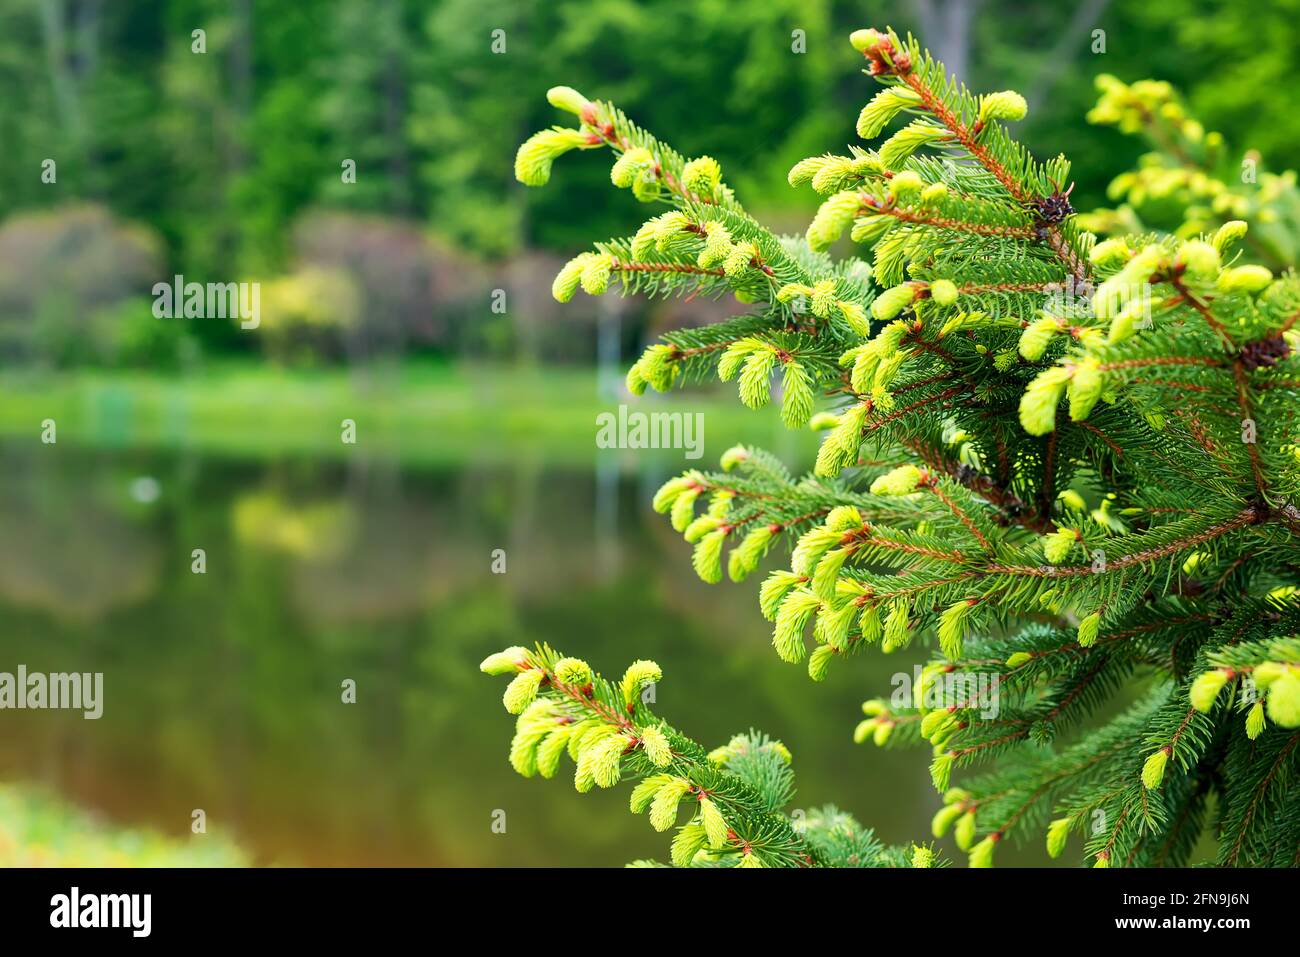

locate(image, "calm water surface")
[[0, 440, 965, 865]]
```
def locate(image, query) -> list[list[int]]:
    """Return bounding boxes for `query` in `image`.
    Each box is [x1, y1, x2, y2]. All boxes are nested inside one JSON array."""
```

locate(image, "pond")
[[0, 436, 1045, 866]]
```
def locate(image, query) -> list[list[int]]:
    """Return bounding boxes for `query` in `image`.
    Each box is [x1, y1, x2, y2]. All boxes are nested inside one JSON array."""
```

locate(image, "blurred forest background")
[[2, 0, 1299, 866], [2, 0, 1298, 371]]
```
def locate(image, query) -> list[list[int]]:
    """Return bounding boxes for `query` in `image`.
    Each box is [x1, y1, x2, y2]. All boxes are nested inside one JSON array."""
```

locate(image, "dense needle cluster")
[[485, 25, 1300, 868]]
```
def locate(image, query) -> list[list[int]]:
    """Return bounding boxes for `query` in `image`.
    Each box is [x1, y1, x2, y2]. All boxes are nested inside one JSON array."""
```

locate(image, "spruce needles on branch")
[[488, 24, 1300, 869]]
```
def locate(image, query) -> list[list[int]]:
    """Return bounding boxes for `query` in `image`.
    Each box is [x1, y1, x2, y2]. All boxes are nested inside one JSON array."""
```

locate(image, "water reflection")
[[0, 442, 952, 866], [0, 454, 161, 621]]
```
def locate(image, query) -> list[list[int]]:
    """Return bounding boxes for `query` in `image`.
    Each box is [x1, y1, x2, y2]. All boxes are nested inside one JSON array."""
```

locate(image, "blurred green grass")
[[0, 785, 246, 867], [0, 361, 816, 467]]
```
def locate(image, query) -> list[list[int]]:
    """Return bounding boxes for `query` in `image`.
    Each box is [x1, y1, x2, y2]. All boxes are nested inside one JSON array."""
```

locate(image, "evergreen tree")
[[483, 26, 1300, 868]]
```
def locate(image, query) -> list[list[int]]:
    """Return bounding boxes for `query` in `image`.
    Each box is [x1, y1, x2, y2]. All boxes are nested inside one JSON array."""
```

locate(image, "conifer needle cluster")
[[487, 26, 1300, 868]]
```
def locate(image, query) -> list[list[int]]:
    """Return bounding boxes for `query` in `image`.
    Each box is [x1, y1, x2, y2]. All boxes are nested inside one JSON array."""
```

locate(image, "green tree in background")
[[3, 0, 1300, 361], [411, 0, 846, 256]]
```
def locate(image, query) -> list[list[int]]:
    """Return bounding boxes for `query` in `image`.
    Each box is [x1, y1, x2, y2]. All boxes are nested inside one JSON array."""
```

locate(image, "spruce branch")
[[502, 23, 1300, 869], [848, 28, 1090, 284], [479, 645, 933, 868]]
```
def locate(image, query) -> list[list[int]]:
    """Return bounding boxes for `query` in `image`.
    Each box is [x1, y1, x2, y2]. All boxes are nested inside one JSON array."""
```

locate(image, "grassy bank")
[[0, 784, 245, 866], [0, 361, 816, 468]]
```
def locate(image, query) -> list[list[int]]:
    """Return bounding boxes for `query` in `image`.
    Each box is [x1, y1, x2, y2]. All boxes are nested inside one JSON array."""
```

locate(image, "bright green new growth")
[[479, 644, 935, 868], [497, 25, 1300, 868]]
